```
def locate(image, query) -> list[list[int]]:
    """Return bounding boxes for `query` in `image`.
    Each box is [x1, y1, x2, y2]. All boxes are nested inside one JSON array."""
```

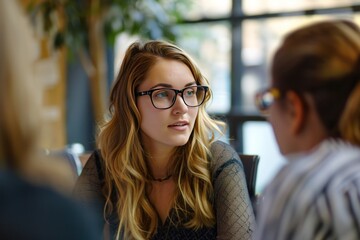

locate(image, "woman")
[[74, 40, 255, 239], [0, 1, 101, 239], [255, 20, 360, 239]]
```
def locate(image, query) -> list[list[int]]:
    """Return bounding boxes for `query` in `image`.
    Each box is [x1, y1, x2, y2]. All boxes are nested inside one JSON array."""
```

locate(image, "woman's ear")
[[286, 91, 305, 135]]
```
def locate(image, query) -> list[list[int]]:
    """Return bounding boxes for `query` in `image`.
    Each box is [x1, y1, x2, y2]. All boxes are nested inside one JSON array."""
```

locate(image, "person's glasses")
[[255, 87, 281, 113], [136, 85, 209, 110]]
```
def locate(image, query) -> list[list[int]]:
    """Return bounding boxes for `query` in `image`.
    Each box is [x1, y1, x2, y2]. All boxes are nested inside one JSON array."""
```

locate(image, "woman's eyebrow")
[[185, 81, 198, 87], [150, 81, 197, 89], [149, 83, 172, 89]]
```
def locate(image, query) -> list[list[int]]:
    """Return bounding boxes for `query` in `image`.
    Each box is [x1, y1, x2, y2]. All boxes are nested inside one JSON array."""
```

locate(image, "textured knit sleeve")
[[73, 150, 106, 229], [211, 141, 256, 240]]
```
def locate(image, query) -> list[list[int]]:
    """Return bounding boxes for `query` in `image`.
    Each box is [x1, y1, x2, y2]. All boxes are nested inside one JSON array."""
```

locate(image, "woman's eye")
[[154, 90, 169, 98], [185, 89, 195, 97]]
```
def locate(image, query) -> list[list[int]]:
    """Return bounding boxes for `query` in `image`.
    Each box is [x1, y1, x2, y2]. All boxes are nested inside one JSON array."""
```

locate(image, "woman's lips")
[[168, 121, 189, 131]]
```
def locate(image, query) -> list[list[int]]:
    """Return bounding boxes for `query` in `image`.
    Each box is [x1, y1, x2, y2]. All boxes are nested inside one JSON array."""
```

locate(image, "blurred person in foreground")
[[0, 1, 101, 239], [255, 19, 360, 240], [74, 40, 256, 239]]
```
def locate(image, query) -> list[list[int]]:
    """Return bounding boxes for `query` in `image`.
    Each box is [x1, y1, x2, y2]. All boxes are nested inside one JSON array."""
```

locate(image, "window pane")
[[240, 14, 360, 113], [184, 0, 232, 20], [242, 121, 287, 194], [176, 22, 231, 114], [243, 0, 359, 15]]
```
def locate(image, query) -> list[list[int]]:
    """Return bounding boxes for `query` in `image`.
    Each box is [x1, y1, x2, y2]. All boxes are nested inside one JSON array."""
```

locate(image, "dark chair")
[[238, 154, 260, 205]]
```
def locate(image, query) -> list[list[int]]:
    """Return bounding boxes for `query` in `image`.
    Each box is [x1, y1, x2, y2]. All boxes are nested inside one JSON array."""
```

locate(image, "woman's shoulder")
[[82, 149, 103, 170], [210, 140, 239, 160], [209, 140, 242, 175], [73, 149, 105, 196], [0, 170, 102, 240]]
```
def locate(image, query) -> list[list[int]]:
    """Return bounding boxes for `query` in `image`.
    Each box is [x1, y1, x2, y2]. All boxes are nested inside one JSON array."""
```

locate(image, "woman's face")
[[137, 58, 199, 153], [266, 87, 303, 156], [267, 99, 293, 155], [262, 82, 295, 155]]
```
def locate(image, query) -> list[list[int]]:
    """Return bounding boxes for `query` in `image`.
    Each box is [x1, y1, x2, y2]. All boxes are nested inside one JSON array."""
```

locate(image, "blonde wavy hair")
[[97, 40, 224, 239], [0, 0, 40, 171], [271, 19, 360, 146]]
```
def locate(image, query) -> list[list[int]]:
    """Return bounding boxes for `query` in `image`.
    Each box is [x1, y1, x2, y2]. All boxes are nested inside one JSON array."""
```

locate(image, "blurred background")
[[21, 0, 360, 193]]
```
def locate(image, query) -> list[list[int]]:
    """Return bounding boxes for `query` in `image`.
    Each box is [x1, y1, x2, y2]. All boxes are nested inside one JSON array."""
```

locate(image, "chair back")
[[238, 154, 260, 202]]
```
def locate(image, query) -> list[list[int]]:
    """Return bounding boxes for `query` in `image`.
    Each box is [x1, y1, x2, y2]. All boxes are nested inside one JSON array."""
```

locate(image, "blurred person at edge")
[[0, 1, 101, 239], [255, 19, 360, 240], [74, 39, 256, 239]]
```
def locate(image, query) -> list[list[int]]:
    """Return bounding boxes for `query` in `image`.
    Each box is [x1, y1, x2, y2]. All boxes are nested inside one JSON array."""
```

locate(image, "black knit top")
[[73, 141, 255, 239]]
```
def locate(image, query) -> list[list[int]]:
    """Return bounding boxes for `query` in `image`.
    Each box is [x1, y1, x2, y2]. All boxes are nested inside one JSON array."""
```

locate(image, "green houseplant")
[[29, 0, 190, 121]]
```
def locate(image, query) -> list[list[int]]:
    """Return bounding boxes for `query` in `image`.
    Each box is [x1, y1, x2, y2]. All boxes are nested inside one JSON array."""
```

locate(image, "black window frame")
[[181, 1, 360, 152]]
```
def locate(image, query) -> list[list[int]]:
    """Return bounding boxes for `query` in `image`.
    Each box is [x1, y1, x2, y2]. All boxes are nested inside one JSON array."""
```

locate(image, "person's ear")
[[286, 91, 305, 135]]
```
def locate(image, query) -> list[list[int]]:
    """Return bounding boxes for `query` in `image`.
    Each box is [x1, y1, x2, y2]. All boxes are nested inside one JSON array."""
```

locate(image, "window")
[[177, 22, 231, 113], [178, 1, 360, 193]]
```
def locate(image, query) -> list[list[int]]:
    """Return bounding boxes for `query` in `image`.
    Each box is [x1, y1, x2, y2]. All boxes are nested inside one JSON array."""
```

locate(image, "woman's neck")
[[146, 147, 175, 180]]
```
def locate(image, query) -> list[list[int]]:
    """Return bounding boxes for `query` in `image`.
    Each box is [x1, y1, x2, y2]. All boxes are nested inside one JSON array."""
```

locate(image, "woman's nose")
[[172, 93, 188, 114]]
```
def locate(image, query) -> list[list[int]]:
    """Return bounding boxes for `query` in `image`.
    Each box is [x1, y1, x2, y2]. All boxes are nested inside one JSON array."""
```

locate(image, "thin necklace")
[[149, 174, 173, 182]]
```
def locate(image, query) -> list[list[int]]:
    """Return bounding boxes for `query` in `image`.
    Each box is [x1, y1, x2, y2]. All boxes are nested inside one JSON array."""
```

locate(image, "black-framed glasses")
[[255, 87, 281, 113], [136, 85, 209, 109]]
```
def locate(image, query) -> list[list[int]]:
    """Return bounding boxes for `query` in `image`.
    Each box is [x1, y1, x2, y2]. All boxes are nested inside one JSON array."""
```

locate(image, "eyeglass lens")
[[258, 92, 275, 110], [255, 88, 280, 112], [151, 86, 206, 109]]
